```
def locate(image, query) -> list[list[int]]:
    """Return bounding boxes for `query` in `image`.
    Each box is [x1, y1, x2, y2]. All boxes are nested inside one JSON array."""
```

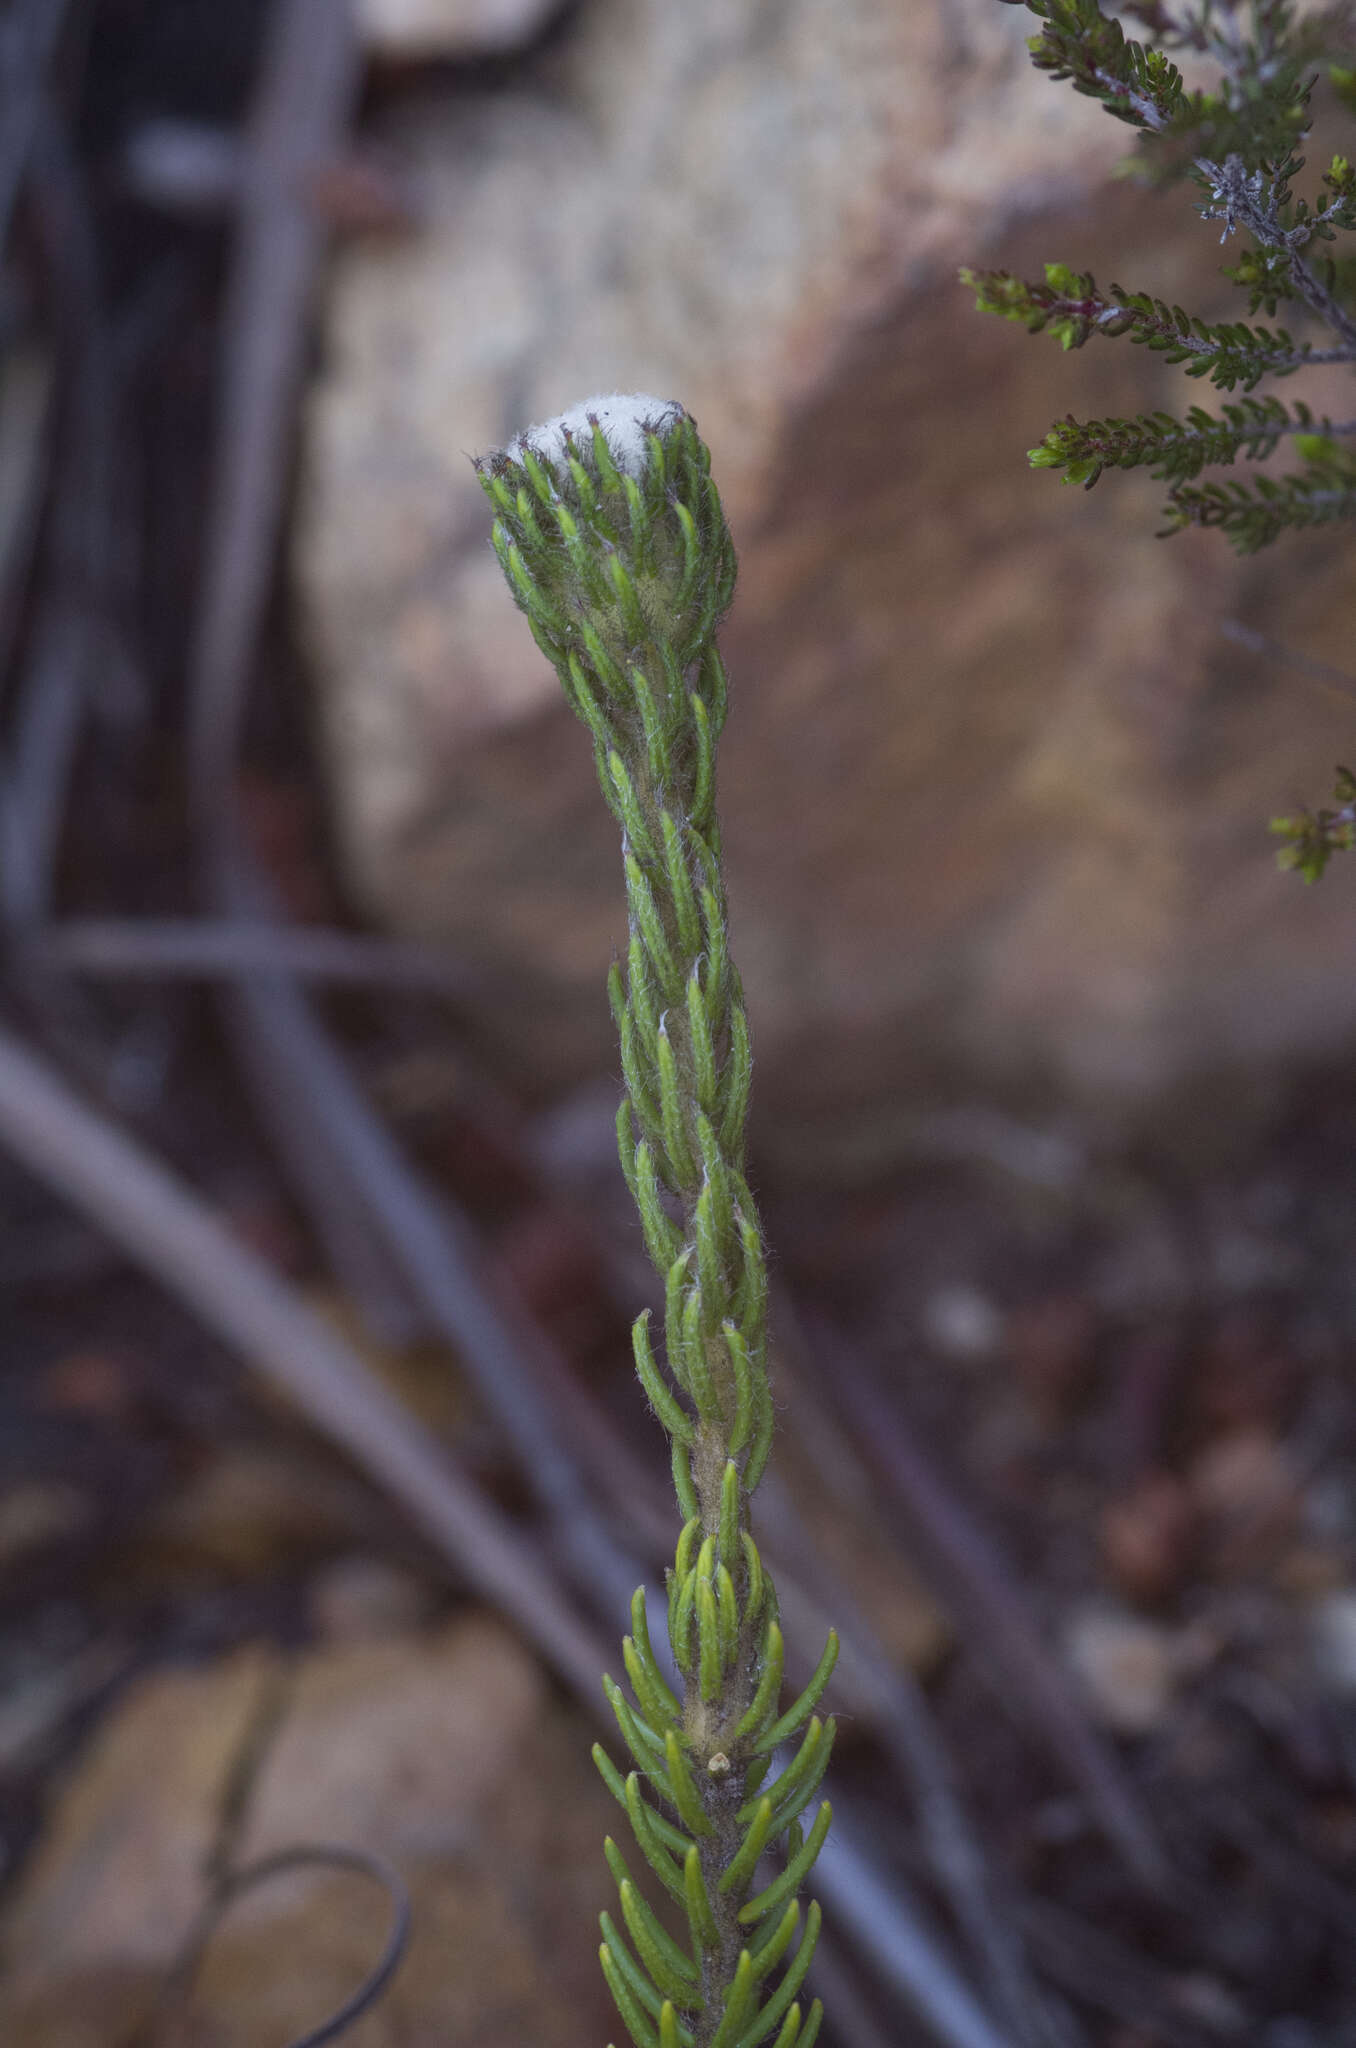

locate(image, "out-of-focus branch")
[[179, 0, 427, 1337], [814, 1814, 1017, 2048], [0, 1016, 608, 1705], [0, 97, 119, 944], [0, 0, 74, 252], [35, 917, 483, 995], [181, 0, 653, 1622], [757, 1468, 1078, 2048], [187, 0, 361, 819], [788, 1309, 1169, 1890]]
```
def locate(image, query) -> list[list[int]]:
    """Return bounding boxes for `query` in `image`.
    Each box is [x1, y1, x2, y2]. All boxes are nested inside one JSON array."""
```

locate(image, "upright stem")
[[479, 397, 835, 2048]]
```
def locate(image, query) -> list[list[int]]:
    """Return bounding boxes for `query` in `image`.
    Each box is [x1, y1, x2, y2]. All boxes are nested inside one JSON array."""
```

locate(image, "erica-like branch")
[[962, 263, 1352, 386], [1028, 396, 1353, 487], [1272, 766, 1356, 880], [1161, 447, 1356, 548]]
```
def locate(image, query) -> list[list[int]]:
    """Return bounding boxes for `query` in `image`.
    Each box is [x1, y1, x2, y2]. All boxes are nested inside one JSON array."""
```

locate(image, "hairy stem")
[[479, 396, 834, 2048]]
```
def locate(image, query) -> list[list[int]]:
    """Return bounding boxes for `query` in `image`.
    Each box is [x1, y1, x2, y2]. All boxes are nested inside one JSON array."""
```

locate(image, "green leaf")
[[628, 1584, 684, 1718], [624, 1632, 681, 1736], [681, 1283, 719, 1419], [725, 1322, 758, 1455], [633, 1312, 696, 1446], [708, 1949, 757, 2048], [744, 1373, 777, 1492], [694, 1179, 726, 1336], [719, 1459, 742, 1567], [608, 751, 661, 862], [737, 1805, 833, 1927], [602, 1913, 665, 2021], [698, 1578, 723, 1701], [635, 1140, 683, 1271], [664, 1729, 716, 1839], [749, 1900, 801, 1982], [736, 1901, 822, 2048], [1162, 454, 1356, 552], [626, 1773, 690, 1903], [683, 1842, 719, 1951], [719, 1796, 776, 1894], [671, 1565, 698, 1672], [735, 1618, 785, 1742], [740, 1529, 766, 1621], [718, 1005, 754, 1163], [756, 1634, 840, 1754], [600, 1938, 662, 2048], [671, 1440, 700, 1522], [620, 1879, 702, 2002], [765, 1720, 837, 1837]]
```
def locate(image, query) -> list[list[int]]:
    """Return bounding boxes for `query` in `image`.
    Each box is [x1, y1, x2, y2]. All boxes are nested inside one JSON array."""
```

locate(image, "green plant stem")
[[479, 397, 834, 2048]]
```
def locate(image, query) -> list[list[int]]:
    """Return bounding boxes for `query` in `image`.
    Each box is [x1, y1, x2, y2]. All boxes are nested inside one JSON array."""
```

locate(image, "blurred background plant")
[[3, 4, 1356, 2046], [963, 0, 1356, 877]]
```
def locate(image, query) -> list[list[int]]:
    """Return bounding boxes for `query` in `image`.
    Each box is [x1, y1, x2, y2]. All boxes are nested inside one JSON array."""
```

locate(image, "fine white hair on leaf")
[[505, 393, 686, 479]]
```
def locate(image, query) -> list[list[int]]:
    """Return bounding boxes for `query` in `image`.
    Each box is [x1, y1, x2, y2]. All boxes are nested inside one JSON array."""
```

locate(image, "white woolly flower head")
[[505, 392, 686, 479]]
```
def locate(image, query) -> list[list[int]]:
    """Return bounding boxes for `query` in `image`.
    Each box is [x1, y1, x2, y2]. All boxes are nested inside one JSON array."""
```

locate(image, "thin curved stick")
[[155, 1844, 411, 2048], [1219, 616, 1356, 702]]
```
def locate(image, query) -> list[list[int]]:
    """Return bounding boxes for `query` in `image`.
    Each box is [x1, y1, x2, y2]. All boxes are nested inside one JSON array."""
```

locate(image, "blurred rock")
[[299, 0, 1356, 1165], [0, 1481, 91, 1566], [0, 1616, 614, 2046], [199, 1619, 613, 2046], [922, 1282, 1002, 1364], [1195, 1304, 1301, 1433], [34, 1348, 137, 1421], [307, 1553, 440, 1641], [1006, 1291, 1098, 1416], [1167, 1973, 1250, 2035], [1063, 1604, 1185, 1736], [0, 1643, 126, 1778], [1190, 1427, 1300, 1572], [806, 1514, 952, 1683], [1272, 1542, 1346, 1600], [236, 1613, 541, 1859], [1092, 1220, 1196, 1322], [2, 1648, 275, 1989], [357, 0, 556, 60], [1101, 1470, 1196, 1608], [140, 1446, 368, 1578]]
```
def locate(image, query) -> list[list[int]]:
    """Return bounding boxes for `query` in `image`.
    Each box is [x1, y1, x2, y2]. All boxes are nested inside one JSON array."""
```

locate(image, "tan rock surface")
[[0, 1617, 614, 2046], [299, 0, 1356, 1161], [3, 1648, 276, 1981]]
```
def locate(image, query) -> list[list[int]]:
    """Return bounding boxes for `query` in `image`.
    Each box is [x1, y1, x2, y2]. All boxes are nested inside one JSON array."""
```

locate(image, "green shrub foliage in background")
[[478, 397, 835, 2048], [962, 0, 1356, 875]]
